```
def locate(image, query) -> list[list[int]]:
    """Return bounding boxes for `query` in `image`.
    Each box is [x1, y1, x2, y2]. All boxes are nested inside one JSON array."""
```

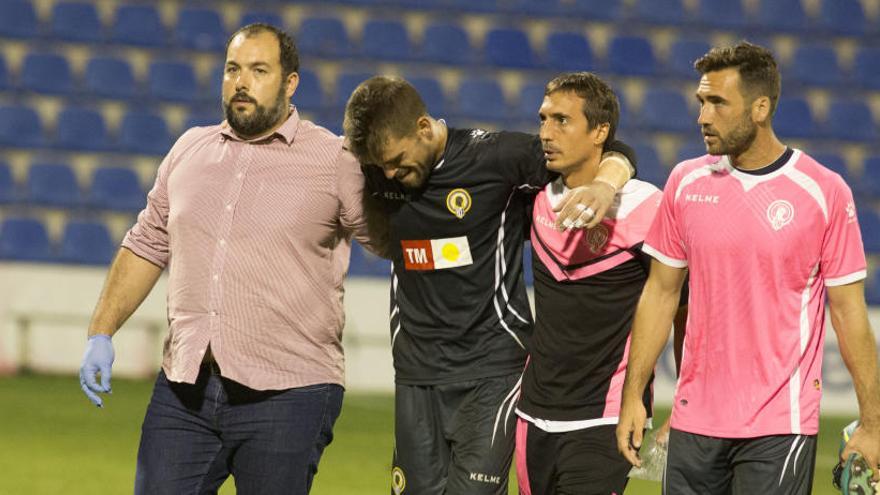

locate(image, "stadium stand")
[[607, 35, 656, 76], [456, 77, 506, 122], [484, 27, 537, 68], [26, 162, 81, 208], [545, 32, 593, 71], [420, 22, 474, 65], [0, 104, 44, 147], [111, 4, 166, 47], [50, 2, 104, 43], [148, 60, 199, 103], [58, 220, 115, 265], [361, 19, 412, 61], [55, 107, 108, 152], [0, 162, 15, 204], [297, 16, 352, 57], [20, 52, 74, 95], [0, 218, 52, 261], [754, 0, 809, 32], [84, 56, 137, 100], [88, 167, 145, 212], [175, 7, 227, 52], [0, 0, 38, 39]]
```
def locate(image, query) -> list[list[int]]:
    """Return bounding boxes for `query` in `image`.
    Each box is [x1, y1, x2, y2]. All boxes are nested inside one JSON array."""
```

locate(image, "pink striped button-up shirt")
[[122, 108, 377, 390]]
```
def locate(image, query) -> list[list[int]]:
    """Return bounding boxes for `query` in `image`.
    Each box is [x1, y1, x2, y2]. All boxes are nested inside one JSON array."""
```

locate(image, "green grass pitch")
[[0, 375, 850, 494]]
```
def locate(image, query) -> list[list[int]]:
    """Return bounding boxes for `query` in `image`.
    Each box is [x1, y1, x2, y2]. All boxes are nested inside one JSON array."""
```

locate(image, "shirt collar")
[[220, 105, 300, 145]]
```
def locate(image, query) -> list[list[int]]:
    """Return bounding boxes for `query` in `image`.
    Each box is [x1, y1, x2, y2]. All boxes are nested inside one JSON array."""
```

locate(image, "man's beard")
[[706, 112, 757, 157], [223, 86, 288, 138]]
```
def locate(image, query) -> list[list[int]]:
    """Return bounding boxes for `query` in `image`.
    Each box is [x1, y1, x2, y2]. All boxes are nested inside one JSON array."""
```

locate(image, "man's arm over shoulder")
[[337, 148, 392, 259]]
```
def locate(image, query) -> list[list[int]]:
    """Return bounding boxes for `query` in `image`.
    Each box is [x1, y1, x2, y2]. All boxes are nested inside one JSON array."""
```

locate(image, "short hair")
[[344, 76, 428, 163], [694, 41, 781, 116], [225, 23, 299, 79], [544, 72, 619, 144]]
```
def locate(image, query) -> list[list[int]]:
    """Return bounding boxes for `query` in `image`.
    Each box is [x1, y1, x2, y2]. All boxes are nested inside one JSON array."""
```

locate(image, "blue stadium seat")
[[361, 19, 412, 61], [148, 61, 199, 103], [85, 56, 137, 100], [51, 2, 103, 42], [55, 107, 108, 152], [858, 210, 880, 253], [676, 141, 711, 164], [867, 270, 880, 305], [117, 111, 171, 155], [773, 97, 817, 138], [0, 162, 16, 204], [421, 22, 473, 65], [825, 100, 876, 142], [298, 17, 352, 57], [0, 218, 51, 261], [20, 53, 74, 95], [514, 81, 545, 122], [293, 69, 324, 111], [26, 163, 81, 208], [607, 36, 656, 76], [176, 7, 226, 51], [754, 0, 808, 32], [564, 0, 622, 20], [484, 27, 536, 68], [240, 11, 284, 28], [89, 167, 145, 212], [456, 78, 506, 122], [333, 71, 373, 109], [640, 88, 694, 133], [59, 220, 115, 265], [0, 0, 38, 39], [545, 32, 593, 71], [0, 54, 9, 90], [854, 155, 880, 199], [111, 4, 166, 47], [631, 0, 688, 25], [348, 240, 391, 276], [812, 153, 851, 182], [696, 0, 748, 28], [632, 143, 668, 188], [853, 47, 880, 90], [667, 38, 710, 78], [0, 105, 44, 147], [184, 112, 220, 130], [409, 76, 447, 116], [816, 0, 865, 35], [789, 45, 843, 87]]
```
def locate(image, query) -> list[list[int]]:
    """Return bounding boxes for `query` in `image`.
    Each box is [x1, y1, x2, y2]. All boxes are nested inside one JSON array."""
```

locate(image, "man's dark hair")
[[226, 23, 299, 79], [544, 72, 619, 144], [344, 76, 428, 164], [694, 41, 781, 116]]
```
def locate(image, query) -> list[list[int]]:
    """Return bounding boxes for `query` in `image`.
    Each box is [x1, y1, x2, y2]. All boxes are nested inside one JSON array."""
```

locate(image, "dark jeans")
[[134, 365, 343, 495]]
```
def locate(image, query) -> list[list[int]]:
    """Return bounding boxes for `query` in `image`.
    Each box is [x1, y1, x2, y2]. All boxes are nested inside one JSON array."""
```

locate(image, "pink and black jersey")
[[644, 148, 866, 438], [516, 178, 665, 429]]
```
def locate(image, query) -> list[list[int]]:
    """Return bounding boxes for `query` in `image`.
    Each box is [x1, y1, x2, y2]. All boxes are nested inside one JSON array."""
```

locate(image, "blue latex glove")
[[79, 334, 114, 407]]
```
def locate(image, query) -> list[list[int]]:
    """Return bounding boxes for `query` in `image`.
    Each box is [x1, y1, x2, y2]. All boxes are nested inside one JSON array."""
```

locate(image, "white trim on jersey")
[[612, 180, 661, 219], [674, 164, 716, 201], [515, 409, 654, 433], [783, 158, 829, 222], [826, 269, 867, 287], [390, 271, 402, 348], [642, 243, 688, 268], [492, 191, 527, 349], [491, 374, 522, 447], [789, 264, 818, 434]]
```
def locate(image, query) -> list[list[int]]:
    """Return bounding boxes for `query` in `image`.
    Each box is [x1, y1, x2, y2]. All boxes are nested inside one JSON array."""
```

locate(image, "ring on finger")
[[575, 203, 588, 212], [580, 206, 596, 219]]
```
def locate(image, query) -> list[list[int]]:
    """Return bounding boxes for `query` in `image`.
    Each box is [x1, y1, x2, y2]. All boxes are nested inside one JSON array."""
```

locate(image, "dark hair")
[[343, 76, 428, 163], [544, 72, 619, 144], [226, 23, 299, 79], [694, 41, 780, 116]]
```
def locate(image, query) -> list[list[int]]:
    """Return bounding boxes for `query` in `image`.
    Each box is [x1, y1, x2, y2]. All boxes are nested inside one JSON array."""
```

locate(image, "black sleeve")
[[497, 132, 555, 189], [605, 139, 639, 178], [361, 164, 405, 200]]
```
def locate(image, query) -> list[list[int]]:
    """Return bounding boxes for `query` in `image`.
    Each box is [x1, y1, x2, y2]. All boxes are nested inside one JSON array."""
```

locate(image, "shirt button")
[[219, 239, 226, 246], [237, 173, 243, 179], [225, 204, 232, 211], [212, 274, 219, 281], [210, 311, 217, 316]]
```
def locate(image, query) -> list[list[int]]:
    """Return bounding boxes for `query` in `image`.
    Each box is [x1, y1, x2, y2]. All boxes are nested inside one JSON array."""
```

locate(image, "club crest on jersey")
[[586, 224, 610, 253], [401, 236, 474, 270], [391, 467, 406, 494], [767, 199, 794, 231], [446, 188, 472, 219], [846, 201, 857, 223]]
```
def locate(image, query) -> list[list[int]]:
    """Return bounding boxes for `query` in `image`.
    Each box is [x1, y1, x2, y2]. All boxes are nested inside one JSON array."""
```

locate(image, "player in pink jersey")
[[616, 41, 880, 494]]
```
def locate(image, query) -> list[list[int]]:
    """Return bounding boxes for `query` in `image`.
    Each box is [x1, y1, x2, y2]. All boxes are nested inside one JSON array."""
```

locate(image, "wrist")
[[88, 333, 112, 341], [592, 176, 620, 194]]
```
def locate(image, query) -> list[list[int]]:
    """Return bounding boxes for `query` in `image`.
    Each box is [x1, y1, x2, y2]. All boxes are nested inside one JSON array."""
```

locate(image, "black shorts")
[[391, 372, 521, 495], [515, 419, 631, 495], [664, 428, 817, 495]]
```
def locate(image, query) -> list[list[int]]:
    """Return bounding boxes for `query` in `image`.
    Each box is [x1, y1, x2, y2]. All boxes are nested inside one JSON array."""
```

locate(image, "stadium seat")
[[789, 45, 843, 87], [333, 71, 373, 109], [815, 0, 865, 35], [349, 240, 391, 276], [607, 36, 656, 76], [176, 7, 227, 51], [117, 111, 171, 155], [409, 76, 447, 116], [50, 2, 104, 42], [0, 218, 52, 261], [667, 38, 711, 78], [854, 155, 880, 199], [26, 163, 81, 208], [754, 0, 808, 32], [853, 47, 880, 90], [0, 0, 38, 39], [0, 105, 44, 147], [84, 56, 137, 100], [676, 141, 710, 164], [484, 27, 537, 68], [240, 11, 284, 28], [640, 88, 694, 133], [630, 0, 688, 25], [825, 100, 876, 142], [184, 112, 220, 130], [858, 210, 880, 253], [514, 81, 546, 122], [361, 19, 412, 61], [696, 0, 748, 28], [59, 220, 115, 265], [89, 167, 146, 212], [866, 270, 880, 305], [293, 69, 325, 112], [0, 54, 9, 90], [544, 32, 593, 71], [55, 107, 108, 152], [0, 162, 16, 204], [811, 153, 851, 182], [632, 143, 668, 188], [148, 61, 199, 103], [420, 22, 473, 65], [564, 0, 622, 20], [297, 17, 352, 57], [456, 78, 506, 122], [20, 53, 74, 95], [111, 4, 166, 47], [773, 97, 817, 138]]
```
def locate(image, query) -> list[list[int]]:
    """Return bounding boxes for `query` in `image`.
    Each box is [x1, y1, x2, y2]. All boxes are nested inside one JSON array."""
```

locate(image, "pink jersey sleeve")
[[642, 169, 687, 268], [821, 178, 866, 286]]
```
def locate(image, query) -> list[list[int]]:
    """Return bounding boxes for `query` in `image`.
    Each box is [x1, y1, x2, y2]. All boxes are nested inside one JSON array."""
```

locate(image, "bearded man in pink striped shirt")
[[78, 24, 386, 494]]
